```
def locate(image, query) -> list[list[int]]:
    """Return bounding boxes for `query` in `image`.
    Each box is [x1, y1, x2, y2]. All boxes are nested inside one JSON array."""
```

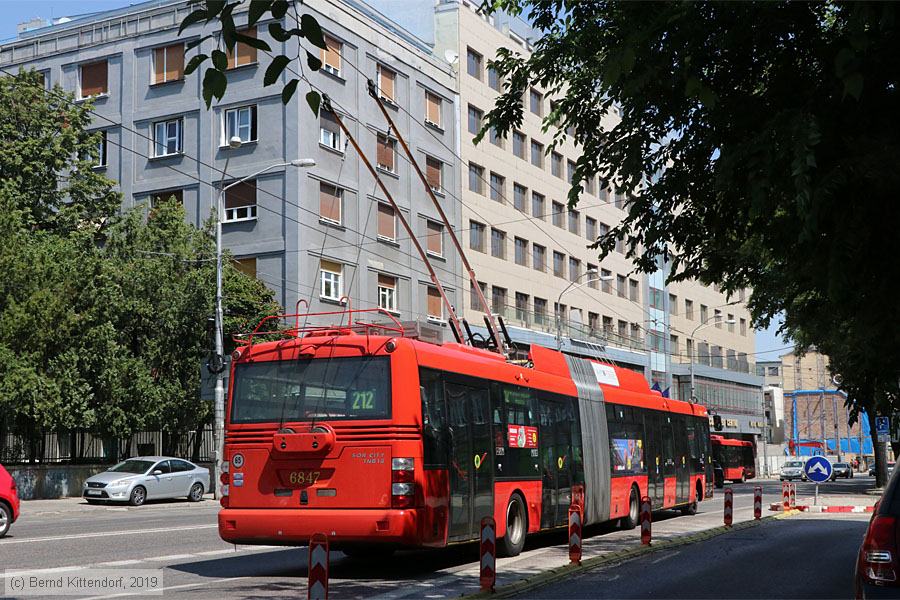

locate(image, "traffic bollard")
[[782, 481, 790, 511], [308, 533, 329, 600], [569, 505, 583, 565], [640, 495, 652, 545], [753, 486, 762, 520], [480, 516, 496, 593], [724, 487, 733, 527], [789, 483, 796, 508]]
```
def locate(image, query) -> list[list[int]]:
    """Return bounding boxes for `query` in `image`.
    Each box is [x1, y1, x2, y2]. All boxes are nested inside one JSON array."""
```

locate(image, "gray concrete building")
[[1, 0, 463, 328]]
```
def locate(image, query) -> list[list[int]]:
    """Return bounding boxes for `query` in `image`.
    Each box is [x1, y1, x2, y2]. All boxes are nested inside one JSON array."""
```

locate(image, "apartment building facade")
[[1, 0, 463, 327]]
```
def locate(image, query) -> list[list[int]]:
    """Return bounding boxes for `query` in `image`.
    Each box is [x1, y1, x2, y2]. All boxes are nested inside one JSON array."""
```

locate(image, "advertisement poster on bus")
[[611, 438, 644, 473], [508, 425, 538, 448]]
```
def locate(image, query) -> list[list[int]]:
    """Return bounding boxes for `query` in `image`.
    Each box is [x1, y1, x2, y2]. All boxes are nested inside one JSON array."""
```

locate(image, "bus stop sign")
[[804, 456, 833, 484]]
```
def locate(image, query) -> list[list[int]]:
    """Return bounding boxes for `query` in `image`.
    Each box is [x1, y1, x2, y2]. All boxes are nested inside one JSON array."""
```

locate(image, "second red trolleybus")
[[710, 434, 756, 484], [218, 309, 713, 556]]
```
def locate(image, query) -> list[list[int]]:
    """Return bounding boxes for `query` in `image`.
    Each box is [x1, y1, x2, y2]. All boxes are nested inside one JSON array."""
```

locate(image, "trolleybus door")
[[445, 381, 493, 541], [645, 413, 665, 507], [662, 419, 676, 505], [674, 415, 690, 504]]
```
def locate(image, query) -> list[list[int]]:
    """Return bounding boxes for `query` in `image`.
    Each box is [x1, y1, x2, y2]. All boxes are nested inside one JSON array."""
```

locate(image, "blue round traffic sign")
[[804, 456, 833, 483]]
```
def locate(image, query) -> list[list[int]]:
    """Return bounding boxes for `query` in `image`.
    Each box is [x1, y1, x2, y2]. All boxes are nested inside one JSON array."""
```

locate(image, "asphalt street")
[[0, 477, 877, 599]]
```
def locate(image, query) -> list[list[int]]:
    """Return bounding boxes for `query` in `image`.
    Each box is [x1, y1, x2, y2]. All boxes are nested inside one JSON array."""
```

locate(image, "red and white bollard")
[[569, 505, 583, 565], [640, 495, 652, 546], [789, 483, 796, 509], [724, 487, 733, 527], [480, 516, 496, 593], [308, 533, 329, 600], [782, 482, 790, 511], [753, 486, 762, 520]]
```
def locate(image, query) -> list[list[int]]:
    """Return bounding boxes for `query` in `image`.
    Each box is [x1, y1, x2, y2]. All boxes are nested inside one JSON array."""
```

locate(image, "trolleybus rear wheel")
[[499, 493, 527, 557]]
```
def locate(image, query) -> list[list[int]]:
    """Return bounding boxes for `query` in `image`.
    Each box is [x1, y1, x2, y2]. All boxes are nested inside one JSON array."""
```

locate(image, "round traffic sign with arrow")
[[804, 456, 833, 483]]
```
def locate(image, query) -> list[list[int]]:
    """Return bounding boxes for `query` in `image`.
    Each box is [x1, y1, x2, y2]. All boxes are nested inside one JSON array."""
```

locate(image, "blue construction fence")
[[788, 389, 874, 457]]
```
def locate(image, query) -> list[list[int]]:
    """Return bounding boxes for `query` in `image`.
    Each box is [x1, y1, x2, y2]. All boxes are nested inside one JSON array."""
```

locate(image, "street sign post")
[[877, 416, 891, 443], [804, 455, 833, 506]]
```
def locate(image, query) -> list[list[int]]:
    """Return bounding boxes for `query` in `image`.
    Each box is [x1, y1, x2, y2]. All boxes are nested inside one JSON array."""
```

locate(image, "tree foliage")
[[480, 2, 900, 442]]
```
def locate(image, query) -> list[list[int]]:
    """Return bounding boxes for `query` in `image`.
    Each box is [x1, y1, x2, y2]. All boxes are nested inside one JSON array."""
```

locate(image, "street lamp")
[[688, 315, 736, 403], [212, 145, 316, 498], [555, 270, 614, 350]]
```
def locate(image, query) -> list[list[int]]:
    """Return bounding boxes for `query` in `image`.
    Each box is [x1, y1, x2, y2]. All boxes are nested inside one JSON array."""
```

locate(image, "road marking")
[[97, 560, 144, 567], [1, 566, 85, 580], [82, 576, 251, 599], [1, 524, 218, 544], [145, 554, 195, 561]]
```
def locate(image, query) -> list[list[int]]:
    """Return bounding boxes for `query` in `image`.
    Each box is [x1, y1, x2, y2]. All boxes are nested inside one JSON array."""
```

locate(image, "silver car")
[[82, 457, 210, 506], [780, 459, 807, 481]]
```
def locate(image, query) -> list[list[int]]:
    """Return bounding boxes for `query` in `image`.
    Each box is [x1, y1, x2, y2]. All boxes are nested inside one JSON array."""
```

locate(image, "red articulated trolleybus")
[[217, 309, 714, 557], [710, 435, 756, 483]]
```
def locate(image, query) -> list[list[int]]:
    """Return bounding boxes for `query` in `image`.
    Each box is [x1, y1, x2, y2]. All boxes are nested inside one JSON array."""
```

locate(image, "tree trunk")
[[869, 411, 890, 488]]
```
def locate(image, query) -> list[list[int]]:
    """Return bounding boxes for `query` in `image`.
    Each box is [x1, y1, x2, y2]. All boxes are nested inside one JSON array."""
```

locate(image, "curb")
[[768, 502, 875, 513], [463, 511, 800, 599]]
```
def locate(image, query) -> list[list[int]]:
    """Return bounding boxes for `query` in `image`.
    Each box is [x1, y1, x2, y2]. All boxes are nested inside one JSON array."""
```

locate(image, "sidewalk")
[[20, 495, 217, 517], [769, 492, 878, 513]]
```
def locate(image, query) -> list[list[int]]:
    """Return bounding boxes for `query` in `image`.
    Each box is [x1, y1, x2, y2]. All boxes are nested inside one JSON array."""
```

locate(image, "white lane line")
[[144, 554, 195, 562], [194, 549, 237, 556], [82, 576, 251, 599], [97, 560, 144, 567], [2, 524, 218, 544], [1, 567, 85, 580]]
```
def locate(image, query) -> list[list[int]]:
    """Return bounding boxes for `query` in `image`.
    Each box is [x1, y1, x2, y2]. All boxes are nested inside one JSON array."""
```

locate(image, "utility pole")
[[833, 395, 841, 462]]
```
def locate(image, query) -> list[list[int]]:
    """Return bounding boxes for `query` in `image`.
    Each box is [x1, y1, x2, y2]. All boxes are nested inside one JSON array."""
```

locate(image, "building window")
[[377, 274, 397, 312], [488, 66, 500, 91], [376, 134, 396, 172], [616, 275, 626, 298], [629, 278, 639, 302], [589, 312, 600, 333], [377, 203, 396, 241], [319, 110, 343, 151], [490, 228, 506, 259], [223, 180, 256, 222], [668, 293, 678, 315], [426, 156, 442, 192], [95, 130, 108, 167], [512, 183, 527, 210], [700, 304, 709, 323], [685, 299, 694, 320], [601, 268, 612, 293], [568, 209, 580, 235], [617, 319, 628, 339], [490, 172, 505, 202], [321, 34, 342, 77], [153, 43, 184, 84], [426, 220, 443, 256], [466, 47, 482, 80], [79, 60, 108, 98], [532, 192, 545, 219], [319, 182, 342, 225], [533, 244, 546, 272], [585, 217, 597, 241], [514, 237, 528, 266], [233, 256, 256, 279], [552, 201, 565, 228], [599, 222, 610, 240], [471, 280, 487, 310], [567, 160, 576, 184], [740, 318, 747, 336], [150, 189, 183, 206], [468, 162, 484, 194], [470, 220, 485, 252], [714, 308, 722, 327], [587, 264, 598, 289], [553, 251, 566, 278], [599, 181, 610, 203], [631, 323, 642, 342], [529, 88, 542, 116], [492, 286, 507, 315], [670, 334, 679, 355], [614, 188, 626, 209], [602, 315, 613, 335], [551, 152, 563, 178], [468, 105, 483, 135], [515, 292, 530, 323], [649, 287, 664, 310], [530, 140, 544, 168], [513, 131, 526, 159], [585, 176, 596, 195], [377, 64, 395, 102], [227, 27, 258, 68], [320, 260, 343, 300], [534, 297, 548, 325], [425, 91, 442, 127], [568, 257, 581, 282], [224, 105, 257, 144], [727, 313, 735, 332], [489, 126, 503, 147], [152, 118, 183, 157], [426, 286, 443, 320]]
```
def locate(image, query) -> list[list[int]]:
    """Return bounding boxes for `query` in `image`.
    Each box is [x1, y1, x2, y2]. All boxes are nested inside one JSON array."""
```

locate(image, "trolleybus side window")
[[608, 404, 645, 475], [497, 385, 539, 478], [420, 369, 448, 469]]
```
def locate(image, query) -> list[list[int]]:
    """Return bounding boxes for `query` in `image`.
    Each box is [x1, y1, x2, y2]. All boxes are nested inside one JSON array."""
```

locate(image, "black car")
[[713, 460, 725, 489], [832, 463, 853, 480], [856, 466, 900, 597]]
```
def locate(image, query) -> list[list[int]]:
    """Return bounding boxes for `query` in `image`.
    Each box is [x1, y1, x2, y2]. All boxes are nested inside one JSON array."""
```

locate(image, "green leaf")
[[306, 51, 322, 72], [234, 32, 272, 52], [221, 11, 236, 48], [202, 68, 227, 109], [247, 0, 273, 27], [270, 0, 290, 19], [185, 35, 211, 51], [205, 0, 226, 19], [281, 79, 300, 105], [178, 8, 208, 35], [264, 55, 291, 86], [268, 22, 293, 42], [304, 89, 320, 115], [211, 49, 228, 72], [301, 14, 327, 49], [184, 53, 208, 76]]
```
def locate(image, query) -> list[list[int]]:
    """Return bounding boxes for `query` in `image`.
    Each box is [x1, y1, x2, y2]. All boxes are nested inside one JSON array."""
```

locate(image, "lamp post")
[[688, 315, 736, 403], [212, 145, 316, 498], [555, 270, 614, 350]]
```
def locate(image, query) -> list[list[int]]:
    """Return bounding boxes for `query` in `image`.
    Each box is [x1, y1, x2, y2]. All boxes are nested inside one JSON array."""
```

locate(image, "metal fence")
[[0, 428, 215, 465]]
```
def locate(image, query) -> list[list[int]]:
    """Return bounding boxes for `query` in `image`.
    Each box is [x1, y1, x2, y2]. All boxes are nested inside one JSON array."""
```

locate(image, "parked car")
[[856, 466, 900, 597], [832, 463, 853, 480], [780, 459, 807, 481], [0, 463, 21, 538], [869, 463, 896, 477], [83, 457, 209, 507]]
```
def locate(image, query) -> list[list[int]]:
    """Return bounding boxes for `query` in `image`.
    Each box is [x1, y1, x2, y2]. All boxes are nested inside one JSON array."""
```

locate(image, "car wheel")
[[129, 486, 147, 507], [188, 482, 204, 502], [0, 502, 10, 538], [740, 471, 747, 483], [498, 493, 527, 557], [621, 486, 640, 530]]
